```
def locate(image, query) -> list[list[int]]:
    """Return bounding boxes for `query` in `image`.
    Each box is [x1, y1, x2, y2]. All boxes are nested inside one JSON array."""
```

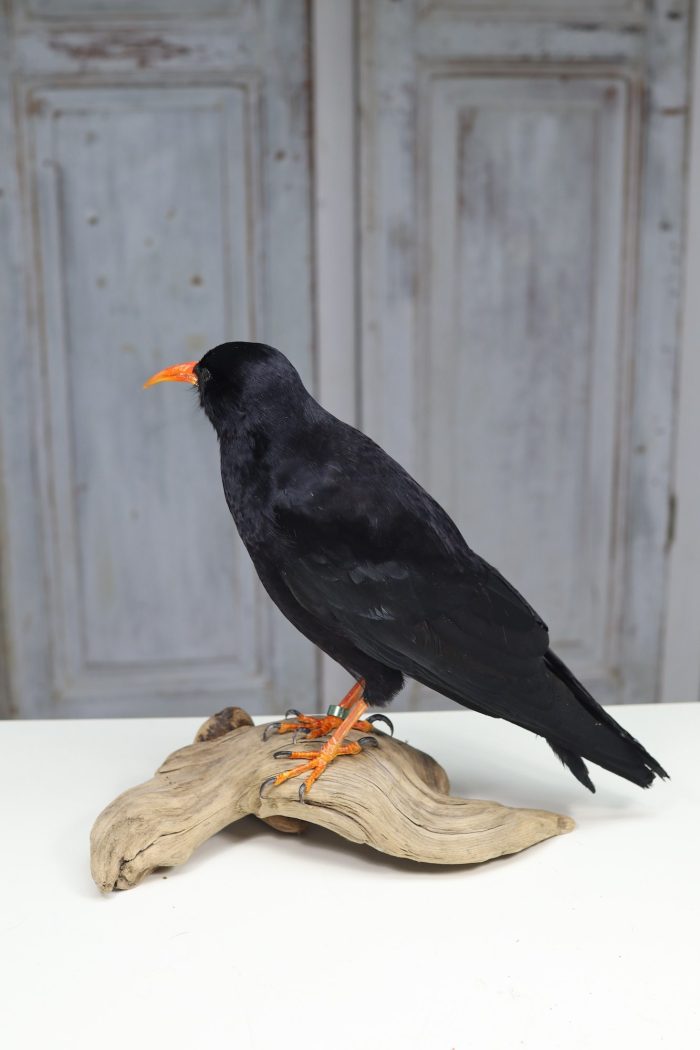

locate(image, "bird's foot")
[[260, 687, 380, 801], [262, 708, 392, 743], [261, 735, 380, 803]]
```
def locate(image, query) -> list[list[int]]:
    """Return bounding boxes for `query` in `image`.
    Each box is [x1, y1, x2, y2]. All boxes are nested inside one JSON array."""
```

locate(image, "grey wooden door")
[[0, 1, 316, 716], [358, 0, 690, 707]]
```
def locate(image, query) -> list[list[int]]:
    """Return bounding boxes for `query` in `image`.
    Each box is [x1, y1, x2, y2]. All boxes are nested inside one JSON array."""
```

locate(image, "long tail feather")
[[547, 740, 596, 792], [545, 649, 669, 789]]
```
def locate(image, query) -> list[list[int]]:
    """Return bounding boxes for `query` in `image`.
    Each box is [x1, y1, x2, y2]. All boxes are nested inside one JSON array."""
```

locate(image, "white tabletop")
[[1, 703, 698, 1050]]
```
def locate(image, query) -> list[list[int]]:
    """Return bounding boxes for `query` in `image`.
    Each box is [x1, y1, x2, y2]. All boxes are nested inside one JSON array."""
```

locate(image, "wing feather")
[[280, 535, 551, 716], [271, 430, 553, 725]]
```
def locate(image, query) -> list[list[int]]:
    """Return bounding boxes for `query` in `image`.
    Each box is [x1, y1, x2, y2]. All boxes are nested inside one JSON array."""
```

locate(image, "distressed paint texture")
[[359, 0, 690, 707], [0, 1, 315, 716], [25, 1, 247, 16], [425, 75, 627, 688]]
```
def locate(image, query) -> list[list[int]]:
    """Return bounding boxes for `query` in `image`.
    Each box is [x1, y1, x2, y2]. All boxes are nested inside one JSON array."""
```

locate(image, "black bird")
[[145, 342, 667, 799]]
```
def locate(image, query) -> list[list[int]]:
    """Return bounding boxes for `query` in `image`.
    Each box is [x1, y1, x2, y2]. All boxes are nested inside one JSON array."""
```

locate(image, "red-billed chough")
[[145, 342, 667, 800]]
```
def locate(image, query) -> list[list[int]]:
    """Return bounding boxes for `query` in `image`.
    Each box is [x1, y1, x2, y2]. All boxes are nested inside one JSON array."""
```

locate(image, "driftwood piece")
[[90, 707, 574, 891]]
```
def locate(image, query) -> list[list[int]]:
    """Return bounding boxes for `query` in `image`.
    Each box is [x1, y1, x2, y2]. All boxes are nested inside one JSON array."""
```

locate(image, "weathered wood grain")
[[0, 1, 315, 717], [358, 0, 690, 707], [90, 708, 574, 891]]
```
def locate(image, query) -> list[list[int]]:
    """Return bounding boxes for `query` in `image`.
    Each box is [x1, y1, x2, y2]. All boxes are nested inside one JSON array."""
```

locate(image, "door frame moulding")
[[660, 5, 700, 703], [312, 0, 358, 705]]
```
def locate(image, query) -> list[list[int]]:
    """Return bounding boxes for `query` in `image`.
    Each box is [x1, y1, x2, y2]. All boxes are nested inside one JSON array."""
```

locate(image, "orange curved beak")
[[143, 361, 198, 389]]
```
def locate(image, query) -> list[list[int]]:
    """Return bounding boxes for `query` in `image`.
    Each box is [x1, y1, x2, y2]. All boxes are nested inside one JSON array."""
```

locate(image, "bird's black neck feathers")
[[195, 342, 325, 548]]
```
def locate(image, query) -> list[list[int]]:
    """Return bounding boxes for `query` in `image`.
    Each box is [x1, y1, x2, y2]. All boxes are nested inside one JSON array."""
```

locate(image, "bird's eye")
[[197, 366, 211, 385]]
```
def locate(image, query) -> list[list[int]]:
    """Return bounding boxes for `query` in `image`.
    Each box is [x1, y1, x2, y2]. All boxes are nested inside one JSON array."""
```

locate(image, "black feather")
[[544, 649, 669, 789], [190, 342, 669, 792], [547, 742, 596, 793]]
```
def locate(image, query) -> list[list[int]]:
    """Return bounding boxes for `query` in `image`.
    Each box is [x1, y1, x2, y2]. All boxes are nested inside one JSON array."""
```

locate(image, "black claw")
[[358, 735, 380, 748], [285, 708, 302, 720], [292, 728, 310, 744], [273, 749, 292, 759], [259, 775, 277, 799], [298, 782, 307, 804], [262, 721, 281, 741], [367, 713, 394, 737]]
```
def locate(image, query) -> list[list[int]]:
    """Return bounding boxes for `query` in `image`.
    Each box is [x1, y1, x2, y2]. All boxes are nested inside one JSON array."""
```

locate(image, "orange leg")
[[261, 679, 393, 742], [261, 690, 381, 802]]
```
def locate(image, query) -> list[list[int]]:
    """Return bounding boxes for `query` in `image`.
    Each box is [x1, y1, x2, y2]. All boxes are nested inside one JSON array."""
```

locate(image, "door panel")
[[0, 0, 315, 716], [359, 0, 690, 706], [424, 73, 629, 688], [32, 84, 258, 688]]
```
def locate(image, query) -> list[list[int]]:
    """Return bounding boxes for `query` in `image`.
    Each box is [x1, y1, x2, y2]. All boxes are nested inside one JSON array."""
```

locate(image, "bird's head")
[[144, 341, 305, 435]]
